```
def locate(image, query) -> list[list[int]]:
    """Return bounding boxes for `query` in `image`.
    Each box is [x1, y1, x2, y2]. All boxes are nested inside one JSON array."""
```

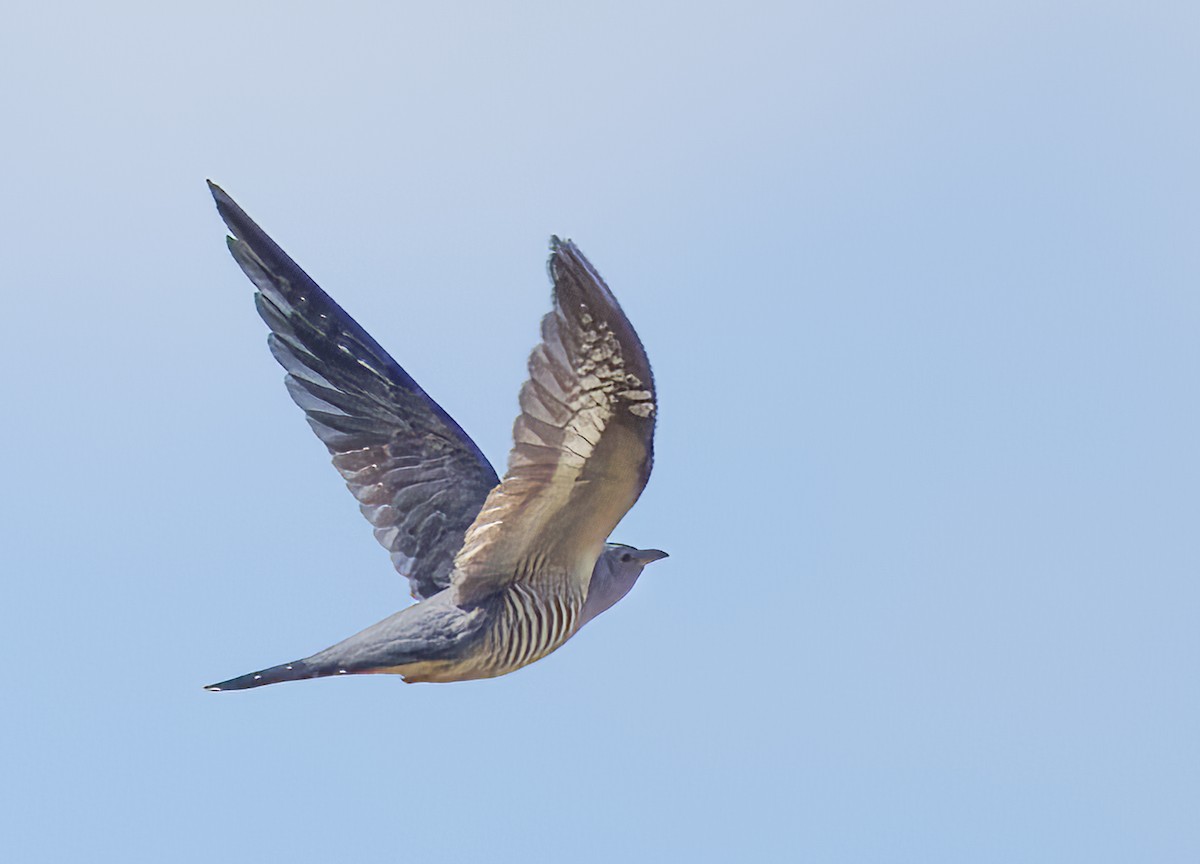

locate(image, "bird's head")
[[578, 543, 669, 627]]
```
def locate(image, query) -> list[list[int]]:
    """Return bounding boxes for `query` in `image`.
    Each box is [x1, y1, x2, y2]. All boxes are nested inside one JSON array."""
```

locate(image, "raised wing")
[[209, 182, 500, 599], [452, 238, 656, 602]]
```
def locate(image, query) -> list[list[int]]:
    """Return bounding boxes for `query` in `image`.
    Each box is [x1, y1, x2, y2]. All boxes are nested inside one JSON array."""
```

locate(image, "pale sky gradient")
[[1, 3, 1197, 862]]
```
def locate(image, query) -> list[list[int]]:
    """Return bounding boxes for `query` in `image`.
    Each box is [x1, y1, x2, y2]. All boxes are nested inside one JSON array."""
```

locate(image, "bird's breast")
[[478, 582, 584, 677]]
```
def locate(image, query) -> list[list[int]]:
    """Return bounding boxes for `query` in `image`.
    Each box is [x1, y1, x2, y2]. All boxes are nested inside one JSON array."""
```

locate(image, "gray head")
[[578, 543, 668, 627]]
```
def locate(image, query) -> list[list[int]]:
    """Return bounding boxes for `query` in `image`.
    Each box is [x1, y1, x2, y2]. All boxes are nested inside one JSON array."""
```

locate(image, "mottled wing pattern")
[[209, 183, 500, 599], [452, 238, 656, 601]]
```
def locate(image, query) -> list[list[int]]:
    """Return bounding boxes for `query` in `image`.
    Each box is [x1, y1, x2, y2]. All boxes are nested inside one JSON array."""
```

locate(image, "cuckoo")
[[204, 183, 666, 690]]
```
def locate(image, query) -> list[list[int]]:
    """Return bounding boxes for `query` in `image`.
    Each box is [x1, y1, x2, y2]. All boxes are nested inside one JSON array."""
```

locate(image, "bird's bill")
[[636, 549, 669, 564]]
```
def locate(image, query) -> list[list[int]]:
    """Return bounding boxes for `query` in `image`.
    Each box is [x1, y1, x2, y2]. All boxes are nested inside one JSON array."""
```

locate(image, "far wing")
[[452, 238, 656, 602], [209, 182, 500, 599]]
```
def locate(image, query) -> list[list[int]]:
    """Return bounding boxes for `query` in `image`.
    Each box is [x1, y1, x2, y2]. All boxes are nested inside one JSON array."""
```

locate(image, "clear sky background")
[[1, 3, 1196, 862]]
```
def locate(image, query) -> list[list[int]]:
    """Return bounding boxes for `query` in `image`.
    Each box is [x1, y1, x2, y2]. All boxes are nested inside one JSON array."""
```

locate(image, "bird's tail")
[[203, 599, 469, 691], [204, 659, 325, 692]]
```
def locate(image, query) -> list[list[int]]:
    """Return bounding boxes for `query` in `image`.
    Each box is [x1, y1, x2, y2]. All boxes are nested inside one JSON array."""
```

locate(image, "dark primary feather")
[[208, 182, 499, 599]]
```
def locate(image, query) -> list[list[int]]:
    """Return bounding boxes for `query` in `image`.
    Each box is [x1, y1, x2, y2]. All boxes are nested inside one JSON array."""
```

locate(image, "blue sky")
[[1, 2, 1196, 861]]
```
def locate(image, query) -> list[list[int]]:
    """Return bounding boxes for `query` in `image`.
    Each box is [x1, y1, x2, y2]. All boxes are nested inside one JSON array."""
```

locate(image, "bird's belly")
[[372, 641, 565, 684], [365, 659, 472, 684]]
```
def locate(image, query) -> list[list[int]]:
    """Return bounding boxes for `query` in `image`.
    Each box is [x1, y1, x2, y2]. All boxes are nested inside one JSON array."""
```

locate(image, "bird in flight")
[[205, 182, 666, 690]]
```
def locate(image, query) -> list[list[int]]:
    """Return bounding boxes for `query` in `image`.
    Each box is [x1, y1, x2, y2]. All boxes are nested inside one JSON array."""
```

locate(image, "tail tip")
[[203, 661, 308, 692]]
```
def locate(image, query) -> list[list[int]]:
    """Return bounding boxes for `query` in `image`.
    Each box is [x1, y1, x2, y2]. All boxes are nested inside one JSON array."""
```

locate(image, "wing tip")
[[207, 179, 234, 215], [549, 235, 586, 265], [207, 179, 253, 245]]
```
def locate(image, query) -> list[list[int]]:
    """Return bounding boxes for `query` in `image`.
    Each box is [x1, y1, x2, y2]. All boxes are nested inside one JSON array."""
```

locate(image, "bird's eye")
[[620, 552, 632, 562]]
